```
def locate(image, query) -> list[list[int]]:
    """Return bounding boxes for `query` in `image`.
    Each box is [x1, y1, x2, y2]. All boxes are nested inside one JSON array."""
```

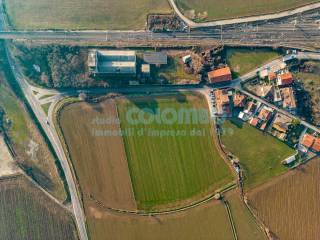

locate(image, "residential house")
[[257, 106, 273, 121], [249, 117, 259, 127], [277, 72, 293, 86], [301, 134, 316, 149], [214, 89, 230, 115], [233, 93, 246, 107], [208, 67, 232, 84], [281, 87, 296, 113], [272, 113, 292, 133]]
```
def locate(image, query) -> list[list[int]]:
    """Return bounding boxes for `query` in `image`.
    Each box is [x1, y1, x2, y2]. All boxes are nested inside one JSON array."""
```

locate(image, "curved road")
[[169, 0, 320, 28]]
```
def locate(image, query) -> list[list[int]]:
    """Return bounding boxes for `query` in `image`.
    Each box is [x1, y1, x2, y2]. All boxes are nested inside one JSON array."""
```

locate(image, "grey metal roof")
[[143, 52, 167, 65]]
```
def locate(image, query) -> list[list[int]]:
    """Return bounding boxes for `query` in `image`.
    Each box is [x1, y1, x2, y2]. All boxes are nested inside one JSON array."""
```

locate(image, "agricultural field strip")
[[117, 93, 233, 210]]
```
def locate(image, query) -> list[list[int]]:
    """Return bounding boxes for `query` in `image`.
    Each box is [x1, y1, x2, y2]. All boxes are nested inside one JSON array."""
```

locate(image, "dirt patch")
[[59, 99, 136, 211], [247, 159, 320, 240], [0, 137, 20, 177]]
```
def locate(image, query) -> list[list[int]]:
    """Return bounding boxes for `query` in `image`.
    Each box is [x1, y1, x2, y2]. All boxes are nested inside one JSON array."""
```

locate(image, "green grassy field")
[[117, 93, 233, 210], [41, 103, 51, 116], [5, 0, 172, 30], [176, 0, 318, 22], [0, 176, 77, 240], [220, 119, 295, 189], [226, 48, 279, 77]]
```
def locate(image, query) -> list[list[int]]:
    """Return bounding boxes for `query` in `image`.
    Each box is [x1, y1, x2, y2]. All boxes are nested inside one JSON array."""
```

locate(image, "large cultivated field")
[[0, 175, 77, 240], [87, 198, 234, 240], [60, 99, 136, 210], [117, 93, 233, 210], [247, 159, 320, 240], [176, 0, 318, 22], [220, 119, 295, 189], [4, 0, 171, 30]]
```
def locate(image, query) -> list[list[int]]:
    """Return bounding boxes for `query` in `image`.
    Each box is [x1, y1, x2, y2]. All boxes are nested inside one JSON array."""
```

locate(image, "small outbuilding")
[[143, 52, 167, 66], [182, 55, 192, 64]]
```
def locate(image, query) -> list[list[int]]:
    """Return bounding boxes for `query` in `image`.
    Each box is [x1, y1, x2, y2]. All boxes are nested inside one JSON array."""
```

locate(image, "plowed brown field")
[[247, 159, 320, 240], [60, 99, 136, 211]]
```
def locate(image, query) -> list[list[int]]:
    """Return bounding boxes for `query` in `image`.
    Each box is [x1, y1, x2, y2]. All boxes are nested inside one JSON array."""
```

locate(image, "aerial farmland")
[[117, 93, 233, 210], [247, 159, 320, 240], [4, 0, 172, 30], [0, 176, 77, 240]]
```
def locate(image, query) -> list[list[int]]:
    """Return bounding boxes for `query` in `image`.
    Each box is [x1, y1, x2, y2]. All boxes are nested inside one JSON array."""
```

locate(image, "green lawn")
[[117, 93, 233, 210], [5, 0, 172, 30], [176, 0, 318, 22], [220, 119, 295, 189], [41, 103, 51, 116], [226, 48, 279, 77]]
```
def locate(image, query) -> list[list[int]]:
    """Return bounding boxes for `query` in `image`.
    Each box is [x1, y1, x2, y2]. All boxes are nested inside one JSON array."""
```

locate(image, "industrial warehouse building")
[[88, 50, 137, 75]]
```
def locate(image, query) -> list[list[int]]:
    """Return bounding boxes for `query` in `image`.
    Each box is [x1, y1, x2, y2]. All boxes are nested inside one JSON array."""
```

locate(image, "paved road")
[[0, 9, 320, 49], [169, 0, 320, 28]]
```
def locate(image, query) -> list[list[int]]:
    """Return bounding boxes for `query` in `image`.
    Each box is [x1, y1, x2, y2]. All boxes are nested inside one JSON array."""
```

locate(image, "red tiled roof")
[[301, 134, 316, 148], [268, 72, 277, 81], [208, 67, 232, 83], [258, 108, 271, 121], [249, 117, 259, 127], [279, 72, 293, 85], [312, 138, 320, 152], [233, 93, 246, 107]]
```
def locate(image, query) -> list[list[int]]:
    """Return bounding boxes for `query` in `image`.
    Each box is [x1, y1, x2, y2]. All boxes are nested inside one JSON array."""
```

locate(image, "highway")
[[0, 9, 319, 49]]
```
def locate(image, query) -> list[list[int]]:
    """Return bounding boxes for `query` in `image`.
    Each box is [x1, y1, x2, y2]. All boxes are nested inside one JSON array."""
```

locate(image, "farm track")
[[223, 199, 238, 240]]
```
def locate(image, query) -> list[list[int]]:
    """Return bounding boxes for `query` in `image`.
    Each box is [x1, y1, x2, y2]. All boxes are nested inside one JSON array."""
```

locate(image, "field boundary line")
[[87, 180, 237, 216]]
